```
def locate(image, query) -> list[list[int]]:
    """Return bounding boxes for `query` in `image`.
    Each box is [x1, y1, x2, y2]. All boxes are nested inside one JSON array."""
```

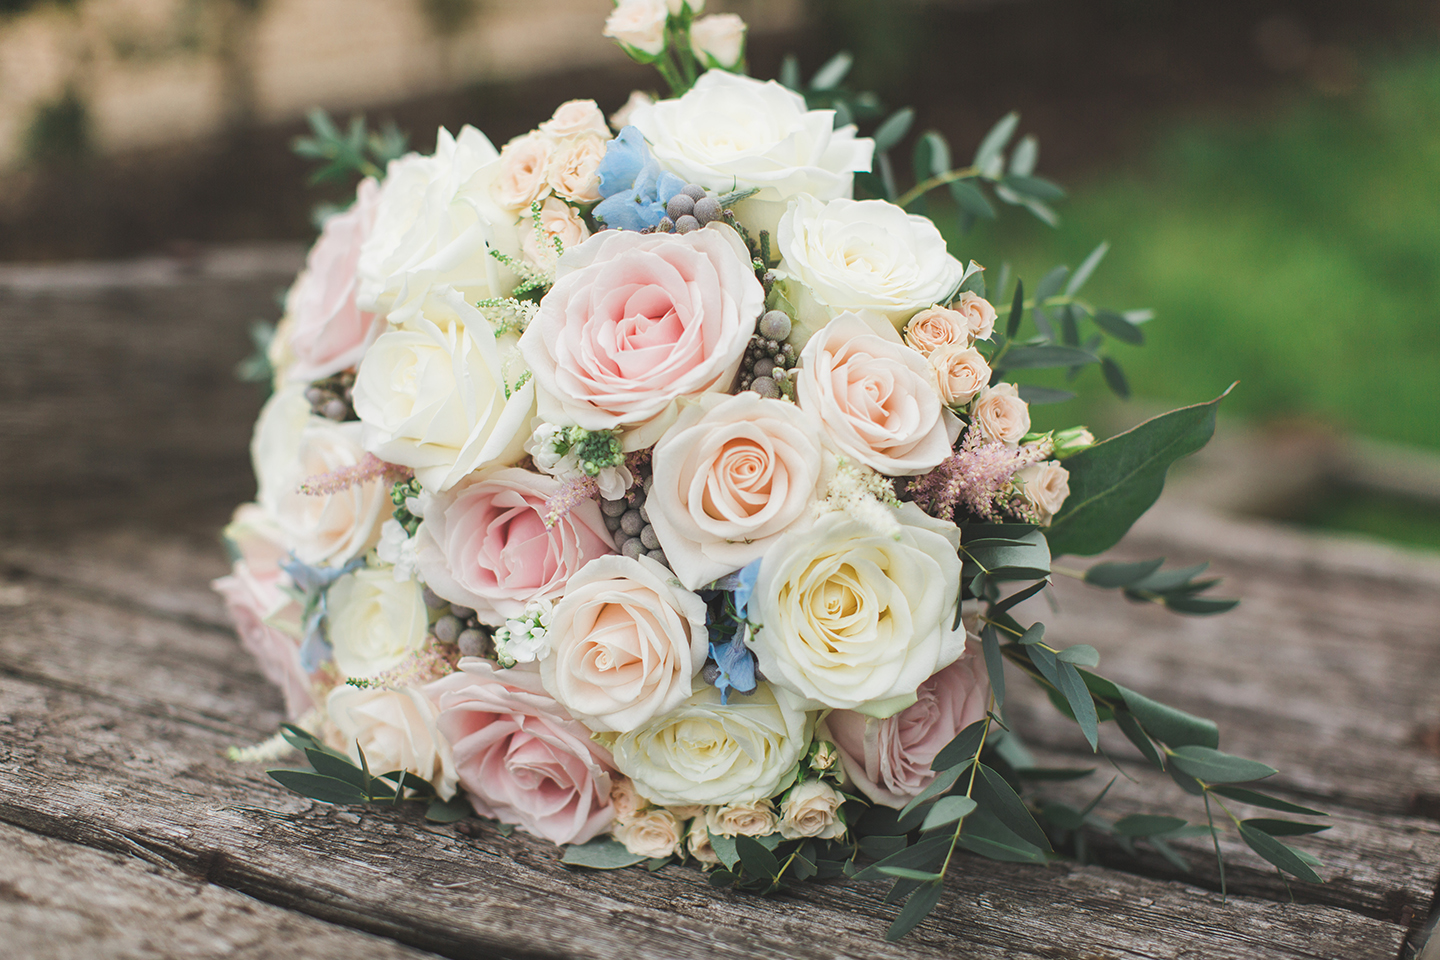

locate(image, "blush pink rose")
[[283, 177, 387, 383], [415, 467, 614, 627], [428, 660, 617, 845], [821, 641, 989, 808], [520, 224, 763, 448]]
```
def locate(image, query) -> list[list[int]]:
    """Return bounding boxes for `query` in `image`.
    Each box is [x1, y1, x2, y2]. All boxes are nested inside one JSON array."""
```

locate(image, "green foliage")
[[292, 108, 409, 187], [25, 86, 90, 165]]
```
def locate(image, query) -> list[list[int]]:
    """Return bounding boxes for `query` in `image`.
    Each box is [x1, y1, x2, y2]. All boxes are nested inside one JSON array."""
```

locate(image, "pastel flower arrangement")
[[220, 1, 1325, 942]]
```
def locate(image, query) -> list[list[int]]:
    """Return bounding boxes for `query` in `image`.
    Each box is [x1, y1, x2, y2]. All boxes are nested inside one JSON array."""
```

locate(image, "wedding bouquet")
[[216, 0, 1325, 940]]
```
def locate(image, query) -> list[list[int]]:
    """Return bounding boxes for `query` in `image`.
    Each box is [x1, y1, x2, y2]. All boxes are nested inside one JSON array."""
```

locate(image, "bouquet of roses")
[[216, 0, 1325, 941]]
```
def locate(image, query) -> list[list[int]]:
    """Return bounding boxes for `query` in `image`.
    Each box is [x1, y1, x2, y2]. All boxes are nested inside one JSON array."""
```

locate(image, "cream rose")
[[647, 392, 827, 590], [1016, 460, 1070, 525], [613, 807, 684, 859], [951, 291, 997, 341], [325, 684, 458, 799], [777, 195, 966, 336], [627, 71, 873, 236], [687, 817, 720, 865], [325, 568, 429, 679], [541, 555, 708, 733], [705, 800, 778, 837], [610, 775, 646, 821], [353, 285, 534, 492], [929, 344, 992, 407], [795, 313, 960, 476], [610, 90, 654, 130], [546, 135, 607, 205], [520, 196, 591, 271], [690, 14, 746, 69], [609, 682, 812, 807], [356, 126, 520, 324], [904, 306, 972, 356], [520, 224, 762, 448], [492, 133, 554, 212], [748, 503, 966, 717], [779, 780, 846, 840], [603, 0, 668, 57], [972, 382, 1030, 445], [540, 99, 610, 140]]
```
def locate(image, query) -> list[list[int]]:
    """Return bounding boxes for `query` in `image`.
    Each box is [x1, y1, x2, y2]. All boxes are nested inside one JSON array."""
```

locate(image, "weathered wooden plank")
[[0, 821, 444, 960], [0, 671, 1407, 960]]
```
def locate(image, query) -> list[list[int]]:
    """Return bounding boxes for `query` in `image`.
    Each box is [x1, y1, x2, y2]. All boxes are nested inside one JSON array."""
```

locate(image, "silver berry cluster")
[[601, 476, 669, 569], [735, 309, 796, 399], [305, 371, 356, 421], [652, 183, 727, 235], [423, 586, 490, 658]]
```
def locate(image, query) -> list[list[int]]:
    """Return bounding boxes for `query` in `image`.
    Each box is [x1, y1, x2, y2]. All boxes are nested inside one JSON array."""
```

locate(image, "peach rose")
[[778, 780, 846, 840], [326, 684, 458, 800], [705, 799, 779, 837], [520, 224, 763, 448], [540, 99, 610, 140], [822, 643, 989, 808], [415, 467, 614, 627], [283, 177, 386, 383], [687, 817, 721, 865], [613, 807, 684, 858], [929, 344, 992, 407], [520, 196, 591, 271], [492, 133, 554, 212], [951, 291, 997, 341], [540, 555, 708, 733], [647, 392, 827, 590], [1016, 460, 1070, 524], [904, 305, 972, 356], [428, 660, 616, 845], [973, 382, 1030, 445], [547, 135, 607, 205], [795, 312, 960, 475]]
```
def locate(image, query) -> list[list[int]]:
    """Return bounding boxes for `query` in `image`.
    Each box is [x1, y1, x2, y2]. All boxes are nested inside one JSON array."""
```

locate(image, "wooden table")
[[3, 502, 1437, 960]]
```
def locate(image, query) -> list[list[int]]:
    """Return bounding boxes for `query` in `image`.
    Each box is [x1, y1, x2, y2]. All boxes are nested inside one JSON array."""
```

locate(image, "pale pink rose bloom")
[[973, 382, 1031, 445], [540, 99, 611, 140], [612, 807, 684, 858], [796, 312, 960, 475], [520, 224, 763, 448], [929, 344, 992, 407], [283, 177, 386, 383], [492, 133, 554, 212], [1016, 460, 1070, 524], [603, 0, 668, 57], [647, 391, 826, 590], [547, 135, 607, 205], [415, 466, 614, 627], [520, 196, 592, 271], [951, 291, 997, 342], [689, 13, 746, 69], [428, 660, 617, 845], [610, 90, 654, 131], [904, 306, 972, 356], [822, 643, 989, 808]]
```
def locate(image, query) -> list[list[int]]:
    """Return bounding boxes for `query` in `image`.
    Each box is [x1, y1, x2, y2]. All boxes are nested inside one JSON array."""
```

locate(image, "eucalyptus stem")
[[895, 166, 981, 210]]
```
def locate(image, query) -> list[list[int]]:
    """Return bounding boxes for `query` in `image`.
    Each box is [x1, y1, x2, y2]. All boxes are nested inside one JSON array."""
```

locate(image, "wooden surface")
[[2, 506, 1438, 959]]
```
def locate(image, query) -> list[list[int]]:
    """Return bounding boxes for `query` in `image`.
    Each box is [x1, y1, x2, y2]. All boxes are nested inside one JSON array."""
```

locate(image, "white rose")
[[779, 780, 846, 840], [647, 392, 828, 590], [603, 0, 668, 57], [540, 99, 611, 140], [667, 0, 702, 14], [777, 195, 966, 336], [546, 134, 607, 205], [627, 71, 873, 236], [541, 555, 708, 733], [749, 503, 966, 717], [689, 14, 745, 69], [326, 568, 429, 679], [795, 313, 960, 476], [705, 799, 778, 837], [1016, 460, 1070, 525], [612, 807, 684, 859], [929, 344, 992, 407], [609, 682, 812, 807], [972, 382, 1030, 445], [520, 196, 591, 271], [353, 285, 534, 492], [325, 684, 458, 800], [356, 126, 520, 324], [251, 386, 388, 568]]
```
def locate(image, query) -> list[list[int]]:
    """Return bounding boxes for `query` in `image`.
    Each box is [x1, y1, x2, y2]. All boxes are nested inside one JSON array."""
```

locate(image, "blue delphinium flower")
[[594, 126, 687, 231], [710, 622, 758, 705]]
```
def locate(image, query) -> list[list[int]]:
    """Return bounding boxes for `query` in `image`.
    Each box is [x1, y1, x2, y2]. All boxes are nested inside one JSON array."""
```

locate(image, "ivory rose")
[[519, 224, 763, 448], [972, 382, 1030, 445], [690, 14, 746, 69], [428, 660, 616, 845], [353, 285, 534, 492], [325, 568, 429, 679], [777, 195, 966, 336], [540, 555, 708, 732], [822, 642, 989, 808], [546, 135, 607, 205], [356, 126, 520, 324], [609, 683, 812, 807], [904, 305, 972, 356], [687, 817, 720, 864], [705, 800, 778, 837], [251, 386, 388, 568], [416, 466, 614, 627], [778, 780, 846, 840], [748, 503, 966, 717], [540, 99, 610, 141], [282, 176, 386, 383], [603, 0, 668, 58], [492, 133, 554, 212], [626, 70, 873, 235], [1016, 460, 1071, 524], [520, 196, 591, 271], [929, 344, 992, 407], [795, 313, 960, 476], [613, 807, 684, 858], [647, 392, 827, 590], [326, 684, 458, 800], [951, 291, 997, 341]]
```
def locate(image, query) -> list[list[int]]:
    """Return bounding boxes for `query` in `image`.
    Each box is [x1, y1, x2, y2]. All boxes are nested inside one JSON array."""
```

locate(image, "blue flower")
[[731, 557, 762, 621], [709, 622, 758, 705], [594, 126, 686, 231]]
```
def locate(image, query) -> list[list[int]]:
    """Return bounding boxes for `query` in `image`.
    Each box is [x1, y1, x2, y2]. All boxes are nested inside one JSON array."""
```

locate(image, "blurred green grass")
[[952, 50, 1440, 451]]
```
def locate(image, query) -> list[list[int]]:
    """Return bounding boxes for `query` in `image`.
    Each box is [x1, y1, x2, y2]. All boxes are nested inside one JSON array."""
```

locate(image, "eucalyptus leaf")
[[1084, 558, 1166, 588], [852, 834, 952, 882], [1238, 823, 1322, 883], [879, 866, 944, 882], [1114, 709, 1165, 769], [885, 880, 944, 941], [1094, 309, 1146, 345], [949, 178, 996, 219], [974, 764, 1051, 851], [921, 796, 978, 832], [1169, 746, 1278, 784], [561, 837, 647, 870], [736, 834, 780, 879], [1101, 356, 1131, 398], [973, 112, 1019, 177], [898, 764, 964, 820], [709, 831, 740, 870], [999, 344, 1099, 370], [1006, 278, 1024, 338], [1002, 174, 1066, 201], [1008, 135, 1038, 176], [1118, 686, 1220, 749], [1017, 385, 1077, 405], [809, 51, 854, 91], [1242, 818, 1331, 837], [873, 108, 915, 153], [1208, 787, 1327, 817], [931, 718, 989, 771], [304, 747, 366, 787], [1165, 596, 1241, 615], [1065, 241, 1109, 296], [425, 796, 472, 823], [991, 579, 1049, 615], [1034, 264, 1070, 302], [1112, 814, 1188, 837], [981, 626, 1006, 710], [1056, 644, 1100, 667], [267, 769, 371, 805]]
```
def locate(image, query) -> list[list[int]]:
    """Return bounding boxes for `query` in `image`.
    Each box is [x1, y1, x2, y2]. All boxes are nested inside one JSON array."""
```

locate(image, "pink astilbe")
[[903, 429, 1054, 523], [345, 644, 461, 690], [543, 474, 600, 527], [298, 453, 413, 496]]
